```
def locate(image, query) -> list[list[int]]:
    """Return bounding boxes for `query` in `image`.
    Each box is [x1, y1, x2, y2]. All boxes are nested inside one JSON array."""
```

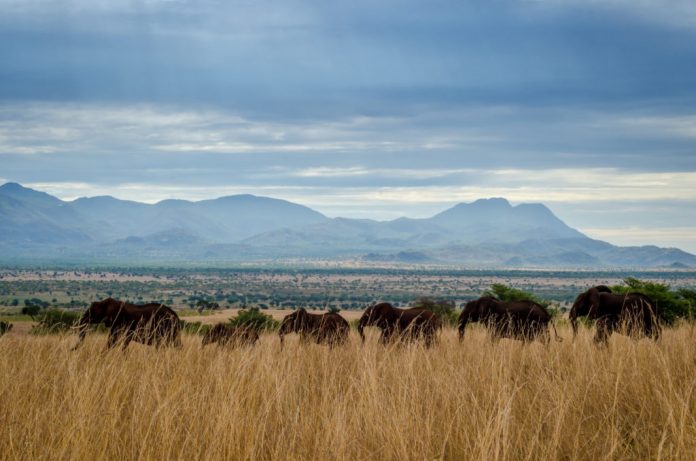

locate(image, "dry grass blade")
[[1, 326, 695, 460]]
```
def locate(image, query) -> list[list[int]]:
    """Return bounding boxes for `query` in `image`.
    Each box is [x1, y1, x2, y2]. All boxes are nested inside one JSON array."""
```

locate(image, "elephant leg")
[[121, 328, 135, 351], [652, 322, 662, 341], [106, 325, 126, 349], [172, 331, 183, 348], [422, 328, 431, 348], [106, 332, 120, 349], [380, 329, 391, 345], [593, 319, 610, 347]]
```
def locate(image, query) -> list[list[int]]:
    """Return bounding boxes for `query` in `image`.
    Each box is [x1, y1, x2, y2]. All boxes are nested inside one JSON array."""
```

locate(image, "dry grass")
[[1, 326, 696, 460]]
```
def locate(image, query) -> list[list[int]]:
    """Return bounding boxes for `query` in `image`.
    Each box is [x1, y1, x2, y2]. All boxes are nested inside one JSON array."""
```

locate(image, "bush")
[[0, 321, 12, 336], [483, 284, 551, 308], [677, 288, 696, 318], [480, 284, 560, 317], [229, 307, 279, 332], [611, 278, 693, 325], [196, 300, 220, 311], [31, 309, 81, 334], [24, 298, 50, 309], [181, 320, 211, 335], [21, 305, 41, 319], [412, 297, 458, 326]]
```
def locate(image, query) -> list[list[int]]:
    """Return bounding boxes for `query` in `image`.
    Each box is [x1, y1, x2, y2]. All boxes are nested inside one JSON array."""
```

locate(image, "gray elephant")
[[570, 286, 660, 345], [458, 296, 561, 343], [358, 302, 440, 347], [0, 321, 12, 337], [73, 298, 181, 350]]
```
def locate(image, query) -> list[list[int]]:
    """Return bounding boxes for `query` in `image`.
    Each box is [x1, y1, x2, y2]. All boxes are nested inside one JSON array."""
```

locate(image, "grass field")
[[1, 326, 695, 460]]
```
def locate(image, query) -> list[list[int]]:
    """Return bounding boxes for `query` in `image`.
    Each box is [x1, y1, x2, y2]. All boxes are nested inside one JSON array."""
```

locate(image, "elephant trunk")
[[278, 318, 291, 347], [357, 318, 366, 343], [71, 312, 90, 351], [458, 316, 468, 341], [569, 311, 578, 339]]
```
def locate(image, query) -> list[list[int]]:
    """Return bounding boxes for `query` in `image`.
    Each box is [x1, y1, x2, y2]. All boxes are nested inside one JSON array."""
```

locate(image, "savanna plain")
[[3, 327, 696, 460], [1, 268, 696, 460]]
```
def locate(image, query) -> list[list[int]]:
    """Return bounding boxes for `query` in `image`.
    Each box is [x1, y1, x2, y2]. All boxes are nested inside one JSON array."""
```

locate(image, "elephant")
[[72, 298, 181, 350], [278, 308, 349, 347], [0, 321, 12, 336], [202, 323, 259, 347], [458, 296, 561, 344], [570, 286, 660, 345], [357, 302, 440, 347]]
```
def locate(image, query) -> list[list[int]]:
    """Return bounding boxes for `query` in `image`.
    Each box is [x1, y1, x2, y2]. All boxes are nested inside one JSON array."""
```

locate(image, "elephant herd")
[[0, 285, 662, 349]]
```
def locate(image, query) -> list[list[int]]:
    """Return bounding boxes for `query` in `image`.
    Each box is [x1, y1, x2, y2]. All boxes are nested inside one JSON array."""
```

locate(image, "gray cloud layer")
[[1, 1, 695, 251]]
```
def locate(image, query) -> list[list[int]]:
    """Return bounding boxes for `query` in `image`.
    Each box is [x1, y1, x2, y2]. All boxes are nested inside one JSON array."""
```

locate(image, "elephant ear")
[[586, 288, 601, 319], [479, 298, 495, 315], [375, 303, 394, 324]]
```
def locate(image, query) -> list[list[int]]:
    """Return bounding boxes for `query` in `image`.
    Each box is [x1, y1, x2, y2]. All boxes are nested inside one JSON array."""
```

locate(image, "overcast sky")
[[1, 0, 696, 252]]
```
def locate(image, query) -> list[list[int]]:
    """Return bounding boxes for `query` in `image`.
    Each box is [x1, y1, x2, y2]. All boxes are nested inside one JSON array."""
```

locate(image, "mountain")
[[0, 183, 91, 244], [1, 182, 694, 268]]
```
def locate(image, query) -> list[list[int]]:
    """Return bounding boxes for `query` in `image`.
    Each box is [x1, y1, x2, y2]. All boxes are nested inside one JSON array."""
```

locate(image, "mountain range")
[[0, 182, 694, 268]]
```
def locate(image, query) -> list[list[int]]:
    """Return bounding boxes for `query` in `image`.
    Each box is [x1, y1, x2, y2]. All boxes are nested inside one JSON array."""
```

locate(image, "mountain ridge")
[[0, 182, 694, 268]]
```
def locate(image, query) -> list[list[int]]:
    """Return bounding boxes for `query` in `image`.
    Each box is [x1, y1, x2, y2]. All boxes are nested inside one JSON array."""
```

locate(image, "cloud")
[[617, 116, 696, 139], [582, 227, 696, 253], [22, 167, 696, 209], [2, 1, 696, 253], [527, 0, 696, 27]]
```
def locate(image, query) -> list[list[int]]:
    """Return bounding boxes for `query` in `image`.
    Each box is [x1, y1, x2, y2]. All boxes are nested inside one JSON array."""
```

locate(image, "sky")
[[1, 0, 696, 252]]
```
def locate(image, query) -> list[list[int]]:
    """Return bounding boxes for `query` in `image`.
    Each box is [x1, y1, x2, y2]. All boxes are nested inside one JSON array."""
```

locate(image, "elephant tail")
[[551, 321, 563, 342]]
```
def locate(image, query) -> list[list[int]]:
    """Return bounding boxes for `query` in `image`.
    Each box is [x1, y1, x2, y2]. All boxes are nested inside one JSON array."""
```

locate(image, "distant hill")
[[0, 182, 327, 245], [1, 182, 695, 268]]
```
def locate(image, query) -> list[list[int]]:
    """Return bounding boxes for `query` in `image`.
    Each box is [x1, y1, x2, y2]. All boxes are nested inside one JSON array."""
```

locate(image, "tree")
[[31, 309, 81, 334], [611, 278, 692, 324], [229, 307, 279, 332], [196, 299, 220, 313], [481, 284, 558, 317], [677, 288, 696, 318], [483, 284, 550, 308], [24, 298, 49, 309], [412, 297, 458, 325], [21, 305, 41, 320]]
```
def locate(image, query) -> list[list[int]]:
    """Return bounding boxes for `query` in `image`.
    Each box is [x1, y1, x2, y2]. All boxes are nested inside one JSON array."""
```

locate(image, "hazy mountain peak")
[[72, 195, 129, 204], [0, 182, 25, 192], [1, 183, 694, 268], [470, 197, 512, 207], [0, 182, 63, 205]]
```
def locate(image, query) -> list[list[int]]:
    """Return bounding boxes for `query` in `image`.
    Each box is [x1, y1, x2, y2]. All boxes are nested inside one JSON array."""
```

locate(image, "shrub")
[[31, 309, 81, 334], [480, 284, 559, 317], [611, 278, 692, 325], [229, 307, 279, 332], [196, 300, 220, 311], [24, 298, 49, 309], [181, 320, 211, 335], [21, 305, 41, 320], [483, 284, 551, 308], [412, 297, 458, 326], [0, 321, 12, 336], [677, 288, 696, 319]]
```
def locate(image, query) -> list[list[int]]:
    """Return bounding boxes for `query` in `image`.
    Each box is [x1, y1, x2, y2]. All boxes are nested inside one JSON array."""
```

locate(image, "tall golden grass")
[[1, 325, 695, 460]]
